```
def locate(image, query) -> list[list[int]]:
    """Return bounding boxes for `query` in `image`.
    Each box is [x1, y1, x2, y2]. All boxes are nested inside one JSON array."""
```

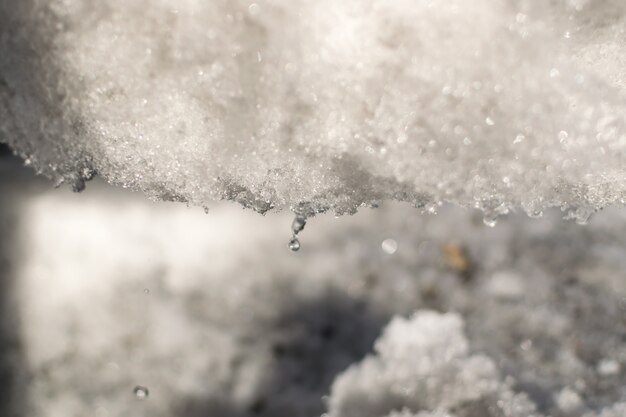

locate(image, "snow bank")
[[329, 311, 625, 417], [1, 1, 625, 219], [328, 312, 537, 417]]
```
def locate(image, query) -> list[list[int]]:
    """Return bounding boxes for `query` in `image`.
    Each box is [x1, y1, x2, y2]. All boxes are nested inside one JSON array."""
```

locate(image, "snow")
[[1, 1, 626, 415], [0, 164, 624, 417], [1, 0, 626, 220], [327, 311, 536, 417], [329, 312, 625, 417]]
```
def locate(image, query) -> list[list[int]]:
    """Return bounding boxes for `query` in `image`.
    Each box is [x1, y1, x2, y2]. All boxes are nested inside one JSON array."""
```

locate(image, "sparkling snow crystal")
[[1, 0, 625, 218]]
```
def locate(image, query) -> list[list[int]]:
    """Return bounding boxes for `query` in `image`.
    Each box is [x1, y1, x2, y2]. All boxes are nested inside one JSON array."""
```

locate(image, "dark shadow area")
[[0, 155, 30, 417], [0, 143, 11, 156], [176, 291, 386, 417]]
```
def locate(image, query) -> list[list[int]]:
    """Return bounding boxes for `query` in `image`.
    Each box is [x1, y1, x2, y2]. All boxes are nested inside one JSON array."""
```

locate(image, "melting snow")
[[1, 0, 625, 220]]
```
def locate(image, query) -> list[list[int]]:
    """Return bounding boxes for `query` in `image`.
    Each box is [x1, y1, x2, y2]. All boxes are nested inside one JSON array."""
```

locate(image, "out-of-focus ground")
[[0, 151, 625, 417]]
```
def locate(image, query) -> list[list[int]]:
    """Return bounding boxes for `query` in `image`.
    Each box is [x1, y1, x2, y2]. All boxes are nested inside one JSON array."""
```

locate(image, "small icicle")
[[72, 178, 86, 193], [288, 214, 307, 252], [483, 216, 498, 228], [292, 215, 306, 234]]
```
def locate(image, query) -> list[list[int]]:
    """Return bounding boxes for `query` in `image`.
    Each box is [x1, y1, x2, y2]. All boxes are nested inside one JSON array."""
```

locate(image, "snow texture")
[[1, 0, 626, 220], [328, 312, 537, 417], [329, 312, 625, 417]]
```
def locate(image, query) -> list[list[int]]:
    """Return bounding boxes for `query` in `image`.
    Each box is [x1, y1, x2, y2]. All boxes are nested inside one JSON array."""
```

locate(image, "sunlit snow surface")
[[1, 0, 626, 219]]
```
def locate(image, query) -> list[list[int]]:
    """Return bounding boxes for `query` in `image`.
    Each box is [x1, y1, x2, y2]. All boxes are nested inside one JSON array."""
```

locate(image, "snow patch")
[[1, 1, 625, 218]]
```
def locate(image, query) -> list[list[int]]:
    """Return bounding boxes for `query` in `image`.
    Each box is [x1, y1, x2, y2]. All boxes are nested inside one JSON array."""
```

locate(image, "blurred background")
[[0, 144, 625, 417]]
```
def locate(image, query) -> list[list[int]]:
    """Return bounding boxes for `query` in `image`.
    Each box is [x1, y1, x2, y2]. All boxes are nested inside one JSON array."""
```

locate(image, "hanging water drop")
[[483, 216, 498, 227], [133, 386, 149, 399], [288, 214, 307, 252], [288, 236, 300, 252], [72, 178, 86, 193]]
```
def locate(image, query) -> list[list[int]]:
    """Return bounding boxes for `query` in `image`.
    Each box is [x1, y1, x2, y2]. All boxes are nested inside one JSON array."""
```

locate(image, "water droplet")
[[381, 238, 398, 254], [143, 288, 150, 295], [133, 386, 149, 400], [425, 203, 438, 214], [558, 130, 569, 143], [53, 178, 65, 188], [72, 178, 86, 193], [574, 215, 591, 225], [485, 117, 495, 126], [288, 237, 300, 252], [248, 3, 260, 16], [292, 216, 306, 234], [483, 216, 498, 227], [520, 339, 533, 351]]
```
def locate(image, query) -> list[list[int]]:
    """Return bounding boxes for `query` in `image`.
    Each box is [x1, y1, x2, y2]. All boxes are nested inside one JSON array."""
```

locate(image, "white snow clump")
[[327, 311, 538, 417], [328, 311, 626, 417], [1, 0, 626, 219]]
